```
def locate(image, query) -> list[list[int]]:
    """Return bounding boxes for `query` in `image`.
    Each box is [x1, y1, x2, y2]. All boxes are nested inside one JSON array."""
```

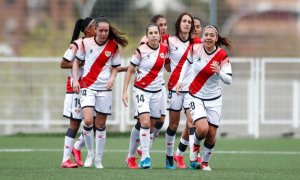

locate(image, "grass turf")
[[0, 136, 299, 180]]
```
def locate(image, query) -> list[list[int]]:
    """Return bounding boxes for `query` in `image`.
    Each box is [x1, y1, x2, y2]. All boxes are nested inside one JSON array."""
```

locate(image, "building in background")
[[0, 0, 299, 57], [223, 0, 300, 57], [0, 0, 74, 56]]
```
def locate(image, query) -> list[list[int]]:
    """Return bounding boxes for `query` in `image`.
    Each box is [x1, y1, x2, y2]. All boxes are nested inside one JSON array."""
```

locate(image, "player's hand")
[[176, 82, 182, 95], [211, 61, 220, 74], [106, 77, 115, 89], [72, 80, 80, 94], [122, 93, 128, 107]]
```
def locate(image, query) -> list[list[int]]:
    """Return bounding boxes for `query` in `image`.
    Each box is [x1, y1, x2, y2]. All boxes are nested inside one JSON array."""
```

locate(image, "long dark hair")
[[174, 12, 195, 42], [95, 16, 128, 48], [70, 17, 94, 43]]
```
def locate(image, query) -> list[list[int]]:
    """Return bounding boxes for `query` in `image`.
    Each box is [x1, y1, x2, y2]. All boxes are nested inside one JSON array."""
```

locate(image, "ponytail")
[[70, 19, 83, 43], [70, 17, 94, 43]]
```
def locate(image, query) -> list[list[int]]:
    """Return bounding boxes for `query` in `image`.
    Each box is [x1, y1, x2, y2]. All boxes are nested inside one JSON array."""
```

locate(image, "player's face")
[[202, 27, 218, 50], [96, 22, 109, 44], [180, 15, 192, 34], [193, 19, 202, 38], [156, 18, 167, 35], [147, 26, 160, 47]]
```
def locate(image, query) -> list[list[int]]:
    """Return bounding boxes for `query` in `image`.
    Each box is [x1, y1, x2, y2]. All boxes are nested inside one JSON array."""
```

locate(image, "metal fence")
[[0, 57, 299, 138]]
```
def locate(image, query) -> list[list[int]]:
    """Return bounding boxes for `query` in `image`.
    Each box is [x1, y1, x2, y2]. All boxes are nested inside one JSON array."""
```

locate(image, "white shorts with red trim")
[[188, 94, 222, 127], [63, 93, 83, 120], [133, 87, 162, 119], [167, 91, 190, 111], [80, 88, 112, 115]]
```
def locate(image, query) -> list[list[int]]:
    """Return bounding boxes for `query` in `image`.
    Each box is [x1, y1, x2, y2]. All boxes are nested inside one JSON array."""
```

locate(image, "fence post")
[[293, 80, 299, 128], [253, 58, 261, 138], [43, 87, 50, 129]]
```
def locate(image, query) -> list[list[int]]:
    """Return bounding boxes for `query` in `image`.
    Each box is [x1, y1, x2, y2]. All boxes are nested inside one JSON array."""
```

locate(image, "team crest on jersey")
[[105, 51, 112, 57], [160, 53, 165, 58]]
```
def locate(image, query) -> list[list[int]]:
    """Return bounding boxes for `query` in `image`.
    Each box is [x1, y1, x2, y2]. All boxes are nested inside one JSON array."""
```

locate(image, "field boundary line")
[[0, 149, 300, 155]]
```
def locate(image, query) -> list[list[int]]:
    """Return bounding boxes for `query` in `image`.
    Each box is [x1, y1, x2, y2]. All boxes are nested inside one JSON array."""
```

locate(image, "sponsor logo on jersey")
[[105, 51, 111, 57], [196, 57, 201, 61]]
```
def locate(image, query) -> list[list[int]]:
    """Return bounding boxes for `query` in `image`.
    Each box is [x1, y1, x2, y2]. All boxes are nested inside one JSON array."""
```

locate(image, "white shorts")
[[63, 93, 83, 120], [133, 87, 162, 119], [188, 94, 222, 127], [167, 91, 190, 111], [80, 88, 112, 115]]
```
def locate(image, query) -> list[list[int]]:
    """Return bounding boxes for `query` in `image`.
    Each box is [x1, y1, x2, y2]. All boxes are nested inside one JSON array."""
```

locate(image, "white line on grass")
[[0, 149, 300, 155]]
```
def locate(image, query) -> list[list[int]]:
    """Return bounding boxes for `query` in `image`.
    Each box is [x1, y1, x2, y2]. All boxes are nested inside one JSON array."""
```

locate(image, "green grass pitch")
[[0, 135, 299, 180]]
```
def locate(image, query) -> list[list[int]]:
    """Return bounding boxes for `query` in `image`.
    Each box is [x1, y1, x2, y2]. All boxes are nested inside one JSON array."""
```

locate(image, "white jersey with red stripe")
[[166, 36, 193, 92], [76, 37, 120, 90], [188, 43, 232, 99], [139, 34, 169, 86], [131, 43, 168, 92], [62, 38, 84, 93]]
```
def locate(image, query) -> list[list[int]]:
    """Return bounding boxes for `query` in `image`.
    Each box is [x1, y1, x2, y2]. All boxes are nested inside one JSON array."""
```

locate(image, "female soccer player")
[[125, 14, 170, 169], [176, 25, 233, 170], [173, 16, 203, 169], [72, 16, 128, 169], [60, 17, 96, 168], [122, 23, 168, 169], [164, 12, 195, 169]]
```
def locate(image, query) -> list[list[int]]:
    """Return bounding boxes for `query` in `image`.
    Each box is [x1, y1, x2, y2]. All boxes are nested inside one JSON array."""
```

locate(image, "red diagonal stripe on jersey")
[[189, 49, 227, 95], [167, 43, 192, 90], [82, 40, 116, 88], [134, 45, 167, 89], [66, 76, 82, 93], [66, 76, 73, 93]]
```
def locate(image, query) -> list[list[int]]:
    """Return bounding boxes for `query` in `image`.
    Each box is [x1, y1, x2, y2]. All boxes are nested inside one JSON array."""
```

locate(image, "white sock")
[[176, 137, 189, 156], [202, 146, 213, 163], [83, 125, 94, 156], [140, 128, 150, 161], [190, 134, 201, 161], [189, 134, 194, 150], [189, 134, 195, 160], [74, 133, 85, 150], [95, 129, 106, 160], [128, 127, 140, 157], [165, 132, 176, 157], [62, 136, 75, 162]]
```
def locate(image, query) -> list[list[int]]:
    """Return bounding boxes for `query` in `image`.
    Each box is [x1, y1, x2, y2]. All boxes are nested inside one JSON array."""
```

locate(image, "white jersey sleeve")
[[75, 40, 85, 61], [130, 49, 141, 66], [63, 41, 79, 61]]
